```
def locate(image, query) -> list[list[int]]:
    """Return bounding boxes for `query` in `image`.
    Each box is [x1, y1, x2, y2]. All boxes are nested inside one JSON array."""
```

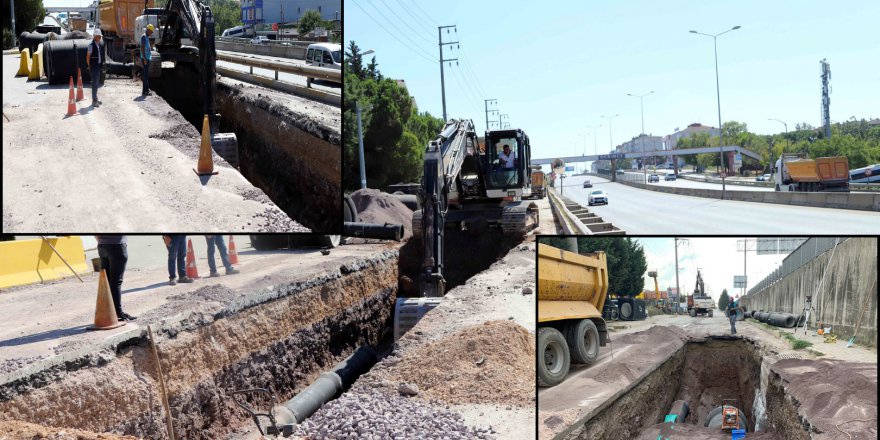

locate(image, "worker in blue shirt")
[[140, 24, 154, 96], [727, 297, 742, 334]]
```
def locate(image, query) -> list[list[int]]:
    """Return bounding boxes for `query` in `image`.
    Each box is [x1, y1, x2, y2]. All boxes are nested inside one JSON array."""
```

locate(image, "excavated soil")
[[0, 420, 139, 440], [378, 320, 534, 407], [350, 188, 414, 239], [0, 254, 398, 439]]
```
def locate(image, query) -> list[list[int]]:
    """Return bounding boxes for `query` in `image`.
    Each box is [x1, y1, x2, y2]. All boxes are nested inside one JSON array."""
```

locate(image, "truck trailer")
[[774, 153, 849, 192]]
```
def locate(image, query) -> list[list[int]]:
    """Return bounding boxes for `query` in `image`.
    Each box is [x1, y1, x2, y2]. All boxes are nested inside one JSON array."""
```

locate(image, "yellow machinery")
[[537, 243, 609, 387], [530, 168, 546, 199], [775, 153, 849, 192]]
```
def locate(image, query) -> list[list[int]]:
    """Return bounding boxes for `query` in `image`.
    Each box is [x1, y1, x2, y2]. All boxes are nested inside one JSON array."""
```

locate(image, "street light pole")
[[768, 118, 788, 134], [690, 26, 741, 199], [628, 91, 654, 182], [601, 115, 619, 176], [356, 102, 368, 189]]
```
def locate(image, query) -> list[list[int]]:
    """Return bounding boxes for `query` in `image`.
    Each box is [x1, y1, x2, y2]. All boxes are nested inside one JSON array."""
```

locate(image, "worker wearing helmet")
[[85, 29, 104, 106], [140, 24, 154, 96]]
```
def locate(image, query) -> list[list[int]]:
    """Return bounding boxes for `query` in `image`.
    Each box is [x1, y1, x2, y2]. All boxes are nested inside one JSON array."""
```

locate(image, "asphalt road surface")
[[619, 169, 770, 192], [557, 174, 880, 234]]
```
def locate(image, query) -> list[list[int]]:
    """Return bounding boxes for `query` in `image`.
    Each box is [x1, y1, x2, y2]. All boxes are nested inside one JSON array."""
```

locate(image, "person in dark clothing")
[[95, 235, 135, 321], [85, 29, 104, 106], [163, 235, 194, 285], [727, 298, 742, 334], [204, 235, 240, 277]]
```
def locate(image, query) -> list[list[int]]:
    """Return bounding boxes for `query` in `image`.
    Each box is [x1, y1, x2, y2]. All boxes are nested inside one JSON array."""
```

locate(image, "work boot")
[[178, 276, 194, 283], [169, 277, 177, 286], [118, 312, 137, 321], [226, 268, 240, 275], [209, 271, 221, 277]]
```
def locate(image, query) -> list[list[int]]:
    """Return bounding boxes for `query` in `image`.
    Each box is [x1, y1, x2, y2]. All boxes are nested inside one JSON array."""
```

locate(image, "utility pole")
[[356, 102, 369, 189], [500, 114, 509, 129], [674, 238, 681, 312], [484, 99, 498, 132], [9, 0, 15, 42], [820, 59, 831, 139], [438, 25, 458, 122]]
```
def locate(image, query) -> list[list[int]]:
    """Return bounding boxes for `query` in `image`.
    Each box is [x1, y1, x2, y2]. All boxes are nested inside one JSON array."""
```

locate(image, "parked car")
[[588, 189, 608, 206], [664, 173, 677, 181], [756, 173, 772, 182], [583, 180, 593, 188], [306, 42, 342, 87], [251, 35, 270, 44], [648, 174, 660, 183], [616, 169, 625, 175]]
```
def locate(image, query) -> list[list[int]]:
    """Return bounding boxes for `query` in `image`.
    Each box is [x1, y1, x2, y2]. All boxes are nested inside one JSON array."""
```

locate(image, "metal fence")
[[747, 237, 849, 296]]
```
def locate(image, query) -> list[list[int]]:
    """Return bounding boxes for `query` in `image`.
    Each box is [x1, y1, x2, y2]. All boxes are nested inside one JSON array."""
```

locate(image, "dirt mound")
[[385, 320, 535, 406], [0, 420, 138, 439], [350, 189, 413, 239]]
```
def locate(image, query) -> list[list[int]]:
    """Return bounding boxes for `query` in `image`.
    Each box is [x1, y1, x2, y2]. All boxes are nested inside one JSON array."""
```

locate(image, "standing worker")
[[204, 235, 240, 277], [140, 24, 153, 96], [85, 29, 104, 106], [163, 235, 194, 285], [727, 296, 742, 334], [95, 236, 136, 321]]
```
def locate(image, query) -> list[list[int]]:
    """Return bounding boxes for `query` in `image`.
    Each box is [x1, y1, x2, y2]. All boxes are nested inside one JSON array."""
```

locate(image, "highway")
[[615, 170, 770, 192], [216, 50, 340, 95], [557, 174, 880, 234]]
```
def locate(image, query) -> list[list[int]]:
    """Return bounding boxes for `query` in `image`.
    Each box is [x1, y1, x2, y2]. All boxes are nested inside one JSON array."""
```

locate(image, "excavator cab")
[[483, 129, 531, 200]]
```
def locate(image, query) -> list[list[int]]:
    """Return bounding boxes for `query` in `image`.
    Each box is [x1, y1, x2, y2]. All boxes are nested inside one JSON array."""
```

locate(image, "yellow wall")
[[0, 237, 90, 289]]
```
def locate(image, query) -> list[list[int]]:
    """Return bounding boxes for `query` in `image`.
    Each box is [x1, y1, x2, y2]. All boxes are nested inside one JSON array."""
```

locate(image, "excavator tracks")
[[501, 201, 539, 236]]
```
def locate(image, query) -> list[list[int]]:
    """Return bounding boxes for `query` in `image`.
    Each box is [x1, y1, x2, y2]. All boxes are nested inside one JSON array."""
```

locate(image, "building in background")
[[242, 0, 341, 29], [663, 123, 720, 150]]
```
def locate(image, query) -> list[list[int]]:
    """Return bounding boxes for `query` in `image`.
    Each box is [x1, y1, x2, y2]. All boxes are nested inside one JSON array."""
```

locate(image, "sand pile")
[[386, 320, 535, 406], [0, 420, 138, 440], [350, 189, 413, 239]]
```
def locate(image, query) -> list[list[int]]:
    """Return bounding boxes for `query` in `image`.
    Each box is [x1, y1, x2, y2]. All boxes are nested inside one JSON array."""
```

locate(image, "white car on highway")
[[588, 189, 608, 206], [251, 36, 270, 44]]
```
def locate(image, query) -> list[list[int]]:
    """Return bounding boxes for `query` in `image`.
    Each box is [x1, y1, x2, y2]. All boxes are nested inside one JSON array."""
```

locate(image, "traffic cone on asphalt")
[[194, 115, 219, 176], [89, 270, 125, 330], [185, 239, 200, 278], [76, 68, 85, 101], [228, 235, 239, 264], [66, 77, 77, 116]]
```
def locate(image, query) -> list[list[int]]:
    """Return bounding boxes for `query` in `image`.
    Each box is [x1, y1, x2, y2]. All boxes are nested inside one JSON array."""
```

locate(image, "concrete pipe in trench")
[[272, 346, 378, 432]]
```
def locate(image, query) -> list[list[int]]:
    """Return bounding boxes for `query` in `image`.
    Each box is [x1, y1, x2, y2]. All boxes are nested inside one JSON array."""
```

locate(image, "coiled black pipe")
[[44, 39, 91, 85], [18, 32, 49, 56]]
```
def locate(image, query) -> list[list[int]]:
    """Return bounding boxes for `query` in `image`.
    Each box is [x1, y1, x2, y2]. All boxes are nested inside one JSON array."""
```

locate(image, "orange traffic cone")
[[185, 239, 200, 278], [76, 68, 85, 101], [89, 270, 126, 330], [194, 115, 219, 176], [228, 235, 239, 264], [66, 77, 77, 116]]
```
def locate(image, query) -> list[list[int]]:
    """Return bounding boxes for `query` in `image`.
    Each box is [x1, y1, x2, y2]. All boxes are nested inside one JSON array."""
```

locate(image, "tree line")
[[343, 40, 445, 192], [675, 119, 880, 173]]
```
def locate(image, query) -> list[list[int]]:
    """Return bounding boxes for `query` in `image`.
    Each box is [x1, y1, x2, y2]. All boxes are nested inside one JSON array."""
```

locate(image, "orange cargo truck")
[[774, 153, 849, 192]]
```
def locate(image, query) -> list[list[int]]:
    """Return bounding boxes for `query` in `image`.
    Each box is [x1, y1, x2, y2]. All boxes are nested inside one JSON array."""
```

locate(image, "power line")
[[397, 0, 435, 31], [362, 0, 436, 60], [376, 0, 434, 46], [408, 0, 437, 28], [449, 66, 482, 116], [350, 0, 435, 63]]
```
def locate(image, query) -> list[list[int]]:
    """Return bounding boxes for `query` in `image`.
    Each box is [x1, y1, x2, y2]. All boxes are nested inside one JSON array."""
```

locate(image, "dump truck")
[[687, 269, 714, 317], [537, 243, 609, 387], [774, 153, 849, 192], [530, 168, 546, 199], [98, 0, 155, 62]]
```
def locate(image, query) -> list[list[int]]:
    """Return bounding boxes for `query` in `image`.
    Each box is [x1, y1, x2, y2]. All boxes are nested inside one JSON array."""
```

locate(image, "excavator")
[[411, 119, 539, 297]]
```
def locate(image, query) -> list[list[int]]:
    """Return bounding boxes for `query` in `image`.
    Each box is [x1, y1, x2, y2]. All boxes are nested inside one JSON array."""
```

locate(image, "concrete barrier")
[[216, 40, 309, 60], [613, 177, 880, 211], [0, 237, 90, 289]]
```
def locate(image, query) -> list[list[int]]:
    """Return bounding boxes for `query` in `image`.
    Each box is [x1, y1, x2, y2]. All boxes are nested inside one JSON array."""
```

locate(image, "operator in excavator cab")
[[498, 144, 516, 169]]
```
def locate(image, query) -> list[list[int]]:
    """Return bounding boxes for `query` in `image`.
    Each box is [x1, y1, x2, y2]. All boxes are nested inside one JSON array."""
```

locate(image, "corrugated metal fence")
[[748, 237, 849, 295]]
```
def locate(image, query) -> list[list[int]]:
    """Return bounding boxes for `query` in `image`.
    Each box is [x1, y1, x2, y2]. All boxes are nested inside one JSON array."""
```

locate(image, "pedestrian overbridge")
[[531, 145, 761, 166]]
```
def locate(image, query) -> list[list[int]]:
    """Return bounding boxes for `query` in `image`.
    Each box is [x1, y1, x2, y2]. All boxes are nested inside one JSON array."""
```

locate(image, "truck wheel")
[[611, 309, 619, 321], [538, 327, 570, 387], [620, 302, 633, 320], [689, 309, 696, 317], [564, 319, 600, 364], [708, 310, 713, 318]]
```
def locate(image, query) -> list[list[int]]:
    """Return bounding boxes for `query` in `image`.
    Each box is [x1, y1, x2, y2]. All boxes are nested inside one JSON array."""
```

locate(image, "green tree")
[[718, 289, 729, 311], [539, 237, 647, 297], [298, 9, 328, 35], [207, 0, 243, 35], [345, 40, 364, 80], [2, 0, 46, 45]]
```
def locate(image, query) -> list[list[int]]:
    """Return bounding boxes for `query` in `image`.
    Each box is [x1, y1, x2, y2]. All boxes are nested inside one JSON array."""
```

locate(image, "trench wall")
[[741, 237, 877, 348], [216, 81, 341, 232], [0, 252, 397, 439]]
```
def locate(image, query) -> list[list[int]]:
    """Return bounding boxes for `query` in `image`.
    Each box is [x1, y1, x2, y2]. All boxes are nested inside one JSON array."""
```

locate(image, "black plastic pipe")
[[343, 222, 404, 241]]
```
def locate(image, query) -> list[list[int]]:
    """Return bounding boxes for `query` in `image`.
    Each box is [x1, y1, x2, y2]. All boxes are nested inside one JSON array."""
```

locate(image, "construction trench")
[[0, 215, 538, 438], [541, 327, 877, 440], [150, 65, 341, 232]]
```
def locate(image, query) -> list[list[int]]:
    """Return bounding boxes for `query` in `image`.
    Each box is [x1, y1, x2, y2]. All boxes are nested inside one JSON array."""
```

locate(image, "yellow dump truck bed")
[[816, 156, 850, 182], [538, 243, 608, 322], [531, 171, 545, 186], [784, 158, 820, 182], [99, 0, 154, 41]]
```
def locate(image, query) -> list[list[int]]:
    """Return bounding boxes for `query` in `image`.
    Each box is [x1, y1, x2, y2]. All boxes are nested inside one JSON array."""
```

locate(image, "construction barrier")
[[28, 43, 44, 80], [16, 48, 31, 76], [0, 237, 90, 289]]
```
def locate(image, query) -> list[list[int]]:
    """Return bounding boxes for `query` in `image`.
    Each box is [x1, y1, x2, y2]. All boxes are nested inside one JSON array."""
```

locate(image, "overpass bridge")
[[531, 145, 761, 166]]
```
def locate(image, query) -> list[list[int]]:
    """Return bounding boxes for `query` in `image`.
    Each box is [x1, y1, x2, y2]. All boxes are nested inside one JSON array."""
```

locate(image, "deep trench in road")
[[151, 65, 339, 232], [572, 338, 810, 440]]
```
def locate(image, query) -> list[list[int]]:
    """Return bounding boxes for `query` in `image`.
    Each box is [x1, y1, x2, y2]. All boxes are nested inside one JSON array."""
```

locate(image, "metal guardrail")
[[547, 188, 625, 235], [216, 51, 340, 82], [547, 189, 589, 234], [747, 237, 849, 296], [215, 66, 340, 107]]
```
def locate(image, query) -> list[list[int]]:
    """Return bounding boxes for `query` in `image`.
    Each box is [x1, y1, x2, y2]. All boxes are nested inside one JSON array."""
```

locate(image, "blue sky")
[[345, 0, 880, 161]]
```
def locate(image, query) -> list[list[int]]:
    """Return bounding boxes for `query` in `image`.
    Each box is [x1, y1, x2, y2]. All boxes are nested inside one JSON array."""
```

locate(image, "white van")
[[221, 25, 247, 38], [305, 42, 342, 86]]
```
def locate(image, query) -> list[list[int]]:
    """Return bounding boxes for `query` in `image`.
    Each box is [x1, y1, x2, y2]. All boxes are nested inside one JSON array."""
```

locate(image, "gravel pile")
[[295, 388, 496, 440], [349, 189, 413, 239]]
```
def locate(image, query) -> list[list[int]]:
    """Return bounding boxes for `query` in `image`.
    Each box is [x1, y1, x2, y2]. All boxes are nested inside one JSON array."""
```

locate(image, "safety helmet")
[[93, 29, 102, 37], [147, 24, 155, 31]]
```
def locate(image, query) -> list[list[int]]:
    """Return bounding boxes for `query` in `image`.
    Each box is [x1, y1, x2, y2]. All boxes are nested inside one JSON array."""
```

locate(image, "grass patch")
[[807, 349, 825, 357], [779, 331, 813, 350]]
